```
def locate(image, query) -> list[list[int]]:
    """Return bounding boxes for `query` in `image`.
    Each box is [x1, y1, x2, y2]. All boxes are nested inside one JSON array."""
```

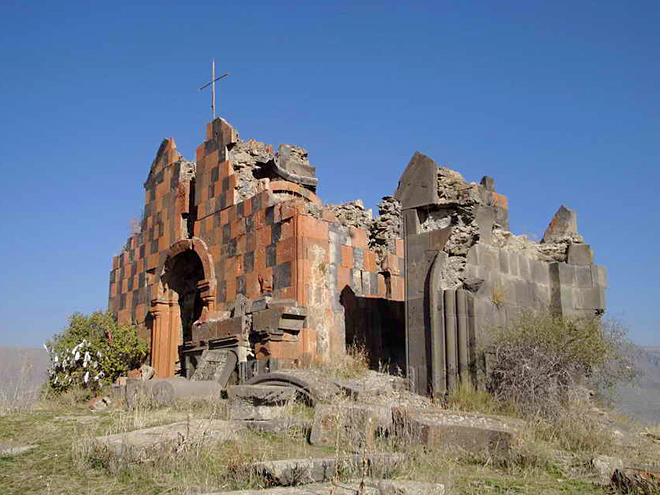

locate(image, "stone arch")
[[149, 237, 217, 378]]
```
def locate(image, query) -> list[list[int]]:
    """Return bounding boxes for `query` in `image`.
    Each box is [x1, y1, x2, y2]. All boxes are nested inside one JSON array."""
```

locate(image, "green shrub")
[[486, 311, 638, 417], [45, 311, 148, 394]]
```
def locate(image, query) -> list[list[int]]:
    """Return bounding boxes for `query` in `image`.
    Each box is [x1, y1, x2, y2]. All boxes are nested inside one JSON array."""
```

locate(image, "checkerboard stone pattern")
[[108, 117, 406, 372]]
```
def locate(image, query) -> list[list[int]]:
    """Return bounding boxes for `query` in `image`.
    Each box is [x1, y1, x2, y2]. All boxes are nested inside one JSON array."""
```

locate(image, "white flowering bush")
[[45, 311, 148, 394]]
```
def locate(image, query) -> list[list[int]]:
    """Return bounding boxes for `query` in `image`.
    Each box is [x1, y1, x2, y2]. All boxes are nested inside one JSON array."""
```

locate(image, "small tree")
[[45, 311, 148, 394], [486, 311, 639, 417]]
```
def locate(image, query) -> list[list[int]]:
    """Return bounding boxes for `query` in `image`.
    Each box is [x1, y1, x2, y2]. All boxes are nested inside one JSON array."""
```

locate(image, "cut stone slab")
[[246, 370, 343, 406], [310, 404, 392, 449], [377, 480, 446, 494], [94, 420, 244, 457], [250, 453, 405, 486], [227, 385, 297, 420], [0, 444, 37, 456], [244, 418, 312, 435], [202, 479, 444, 495], [126, 377, 223, 408], [229, 404, 289, 421], [542, 205, 578, 242], [227, 385, 297, 405], [393, 408, 522, 453]]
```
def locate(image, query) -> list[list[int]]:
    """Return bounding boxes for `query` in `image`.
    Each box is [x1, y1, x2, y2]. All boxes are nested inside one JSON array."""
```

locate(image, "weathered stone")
[[244, 418, 312, 435], [126, 377, 223, 408], [378, 480, 446, 495], [592, 455, 624, 484], [392, 408, 520, 453], [94, 420, 243, 457], [310, 404, 392, 449], [542, 205, 578, 243], [395, 152, 439, 209], [249, 454, 405, 486], [228, 385, 296, 405], [567, 243, 593, 265]]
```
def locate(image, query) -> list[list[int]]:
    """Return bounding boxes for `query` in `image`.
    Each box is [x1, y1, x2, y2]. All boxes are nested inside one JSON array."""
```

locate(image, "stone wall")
[[396, 152, 607, 396], [109, 118, 405, 378]]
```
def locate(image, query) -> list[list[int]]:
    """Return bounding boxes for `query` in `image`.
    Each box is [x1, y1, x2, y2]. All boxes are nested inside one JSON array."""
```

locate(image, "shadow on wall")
[[339, 286, 405, 372]]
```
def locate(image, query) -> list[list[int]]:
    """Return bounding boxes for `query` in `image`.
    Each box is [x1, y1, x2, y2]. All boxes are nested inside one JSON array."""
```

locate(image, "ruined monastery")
[[108, 117, 607, 396]]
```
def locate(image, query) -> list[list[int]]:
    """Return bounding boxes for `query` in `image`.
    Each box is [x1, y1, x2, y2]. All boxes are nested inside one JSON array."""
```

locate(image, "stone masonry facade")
[[109, 118, 606, 392], [109, 118, 404, 378]]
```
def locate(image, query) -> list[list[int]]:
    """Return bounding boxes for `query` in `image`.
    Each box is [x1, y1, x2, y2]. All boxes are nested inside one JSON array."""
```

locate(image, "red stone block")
[[219, 160, 232, 180], [236, 234, 246, 255], [245, 271, 259, 299], [276, 237, 296, 264], [337, 266, 351, 293], [233, 217, 246, 237], [349, 228, 368, 249], [321, 209, 337, 222], [298, 215, 328, 241], [364, 250, 377, 273], [206, 149, 219, 168], [303, 238, 329, 262], [280, 218, 294, 240], [396, 239, 405, 257], [341, 246, 353, 269]]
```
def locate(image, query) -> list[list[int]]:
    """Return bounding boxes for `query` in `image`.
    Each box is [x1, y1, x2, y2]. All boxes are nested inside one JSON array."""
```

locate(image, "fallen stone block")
[[310, 404, 392, 449], [392, 408, 520, 453], [229, 404, 289, 421], [227, 385, 297, 421], [94, 419, 244, 458], [244, 418, 312, 435], [201, 478, 445, 494], [126, 377, 223, 408], [250, 453, 405, 486], [228, 385, 297, 405], [377, 480, 446, 495]]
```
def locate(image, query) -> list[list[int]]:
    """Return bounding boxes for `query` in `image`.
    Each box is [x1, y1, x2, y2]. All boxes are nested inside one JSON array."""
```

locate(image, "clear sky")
[[1, 0, 658, 347]]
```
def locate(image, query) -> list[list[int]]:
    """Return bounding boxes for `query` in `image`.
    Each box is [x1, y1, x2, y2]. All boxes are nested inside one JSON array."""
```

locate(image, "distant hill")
[[612, 346, 660, 424], [0, 346, 49, 406]]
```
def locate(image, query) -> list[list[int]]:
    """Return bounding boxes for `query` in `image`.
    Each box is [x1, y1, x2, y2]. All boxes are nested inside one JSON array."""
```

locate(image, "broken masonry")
[[108, 117, 606, 395]]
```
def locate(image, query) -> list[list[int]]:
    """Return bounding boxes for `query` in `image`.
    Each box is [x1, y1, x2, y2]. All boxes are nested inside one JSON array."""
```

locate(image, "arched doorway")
[[149, 238, 216, 377], [165, 250, 205, 344]]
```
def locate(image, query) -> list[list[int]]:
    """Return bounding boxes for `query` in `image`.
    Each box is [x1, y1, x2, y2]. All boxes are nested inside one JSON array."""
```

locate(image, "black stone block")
[[245, 215, 254, 233], [266, 245, 276, 267], [227, 238, 237, 257], [252, 194, 262, 213], [223, 223, 231, 244], [211, 166, 219, 182], [244, 251, 255, 273], [236, 276, 246, 296], [265, 206, 275, 225], [237, 201, 244, 218], [274, 262, 292, 289], [271, 222, 282, 244]]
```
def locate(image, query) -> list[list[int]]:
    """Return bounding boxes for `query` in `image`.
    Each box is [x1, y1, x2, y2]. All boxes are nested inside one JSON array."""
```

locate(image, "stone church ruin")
[[108, 117, 606, 396]]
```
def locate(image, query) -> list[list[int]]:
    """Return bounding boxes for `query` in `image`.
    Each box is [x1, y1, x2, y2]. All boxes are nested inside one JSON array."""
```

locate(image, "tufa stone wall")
[[109, 118, 405, 379]]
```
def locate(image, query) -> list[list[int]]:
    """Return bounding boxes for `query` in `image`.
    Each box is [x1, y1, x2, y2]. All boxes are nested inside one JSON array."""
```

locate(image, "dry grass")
[[307, 342, 370, 380]]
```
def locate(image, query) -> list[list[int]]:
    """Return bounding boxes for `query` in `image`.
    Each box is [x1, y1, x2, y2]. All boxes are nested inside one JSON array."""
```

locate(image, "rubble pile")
[[368, 196, 402, 267], [323, 200, 372, 230]]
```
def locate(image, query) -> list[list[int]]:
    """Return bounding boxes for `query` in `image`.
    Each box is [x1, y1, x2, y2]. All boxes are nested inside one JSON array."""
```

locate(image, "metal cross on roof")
[[199, 59, 230, 120]]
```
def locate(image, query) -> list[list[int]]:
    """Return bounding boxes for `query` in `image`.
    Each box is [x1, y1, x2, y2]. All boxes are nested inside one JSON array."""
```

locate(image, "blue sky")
[[1, 0, 658, 347]]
